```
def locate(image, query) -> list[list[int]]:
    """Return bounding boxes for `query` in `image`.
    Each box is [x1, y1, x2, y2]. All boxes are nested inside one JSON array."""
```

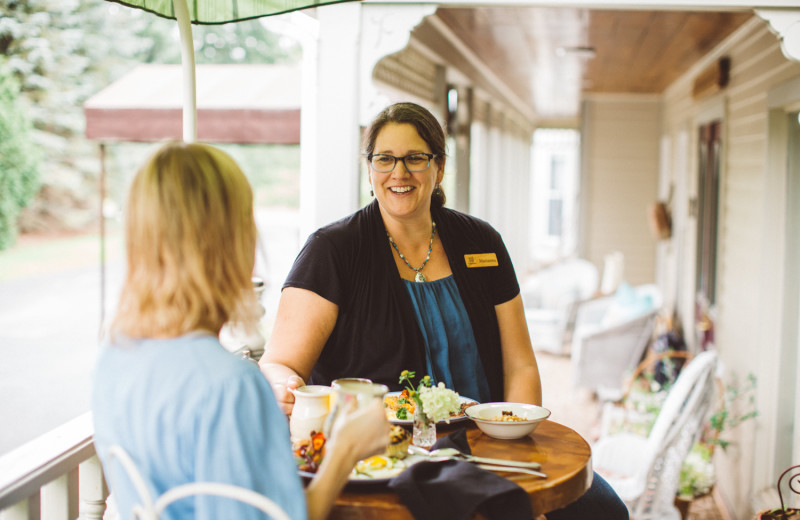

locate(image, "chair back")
[[572, 308, 659, 401], [629, 350, 718, 519], [105, 445, 291, 520]]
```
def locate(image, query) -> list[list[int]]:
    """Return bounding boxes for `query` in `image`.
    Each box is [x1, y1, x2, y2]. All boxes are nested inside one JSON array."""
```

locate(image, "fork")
[[477, 464, 547, 478], [408, 446, 543, 471]]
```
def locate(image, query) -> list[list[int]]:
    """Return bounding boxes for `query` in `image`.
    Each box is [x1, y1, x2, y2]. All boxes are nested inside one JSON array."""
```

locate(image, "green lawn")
[[1, 143, 299, 284], [0, 229, 124, 283]]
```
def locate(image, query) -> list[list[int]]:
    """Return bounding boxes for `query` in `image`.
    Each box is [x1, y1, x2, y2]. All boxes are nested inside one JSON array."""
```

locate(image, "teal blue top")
[[403, 275, 491, 403]]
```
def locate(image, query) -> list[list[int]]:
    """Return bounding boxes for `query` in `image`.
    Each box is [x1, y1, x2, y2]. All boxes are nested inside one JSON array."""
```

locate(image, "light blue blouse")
[[404, 275, 491, 403], [92, 334, 307, 520]]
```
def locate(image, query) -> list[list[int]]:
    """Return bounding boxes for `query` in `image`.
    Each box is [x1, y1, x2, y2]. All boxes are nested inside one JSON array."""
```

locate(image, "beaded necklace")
[[387, 221, 437, 282]]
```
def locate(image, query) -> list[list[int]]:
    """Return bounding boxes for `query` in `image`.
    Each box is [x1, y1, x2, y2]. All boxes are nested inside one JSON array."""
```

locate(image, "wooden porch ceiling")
[[433, 7, 753, 124]]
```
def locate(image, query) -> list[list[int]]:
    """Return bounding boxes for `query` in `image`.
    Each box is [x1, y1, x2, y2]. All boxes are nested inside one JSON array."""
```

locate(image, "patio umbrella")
[[107, 0, 360, 142]]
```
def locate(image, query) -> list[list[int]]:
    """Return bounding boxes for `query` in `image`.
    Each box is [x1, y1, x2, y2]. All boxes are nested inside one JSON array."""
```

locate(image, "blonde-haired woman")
[[92, 141, 389, 520]]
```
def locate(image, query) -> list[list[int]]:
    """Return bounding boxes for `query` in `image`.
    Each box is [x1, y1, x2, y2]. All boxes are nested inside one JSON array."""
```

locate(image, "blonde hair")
[[112, 141, 258, 339]]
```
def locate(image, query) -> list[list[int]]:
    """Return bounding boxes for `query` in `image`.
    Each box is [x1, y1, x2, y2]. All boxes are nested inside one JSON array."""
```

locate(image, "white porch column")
[[299, 3, 363, 238], [476, 111, 533, 273], [486, 109, 504, 228], [501, 124, 523, 267], [469, 102, 490, 220], [509, 127, 533, 273], [299, 3, 435, 238]]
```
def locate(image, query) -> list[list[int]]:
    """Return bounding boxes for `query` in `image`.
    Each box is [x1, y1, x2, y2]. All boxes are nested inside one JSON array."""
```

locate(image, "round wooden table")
[[327, 420, 593, 519]]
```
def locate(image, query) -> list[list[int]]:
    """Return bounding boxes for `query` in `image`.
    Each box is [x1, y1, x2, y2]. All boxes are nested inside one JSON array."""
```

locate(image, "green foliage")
[[0, 0, 302, 240], [139, 17, 301, 65], [0, 61, 40, 249], [0, 0, 156, 236], [678, 442, 715, 499], [220, 144, 300, 208], [605, 359, 759, 500], [707, 372, 758, 450]]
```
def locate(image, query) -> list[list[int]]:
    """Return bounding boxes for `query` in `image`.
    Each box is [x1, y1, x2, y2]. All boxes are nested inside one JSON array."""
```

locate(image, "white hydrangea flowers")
[[418, 382, 461, 423]]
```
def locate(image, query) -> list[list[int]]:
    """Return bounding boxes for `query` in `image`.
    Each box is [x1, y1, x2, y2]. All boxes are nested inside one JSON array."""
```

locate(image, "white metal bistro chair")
[[106, 445, 292, 520], [592, 350, 718, 520]]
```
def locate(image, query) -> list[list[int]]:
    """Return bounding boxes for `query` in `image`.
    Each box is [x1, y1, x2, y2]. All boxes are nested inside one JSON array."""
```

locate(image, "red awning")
[[83, 64, 301, 144]]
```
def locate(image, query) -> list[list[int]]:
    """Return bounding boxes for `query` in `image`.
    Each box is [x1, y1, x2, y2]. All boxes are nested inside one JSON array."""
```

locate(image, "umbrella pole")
[[172, 0, 197, 143]]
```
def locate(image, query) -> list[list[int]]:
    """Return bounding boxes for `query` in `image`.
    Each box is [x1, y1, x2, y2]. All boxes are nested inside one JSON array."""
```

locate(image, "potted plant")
[[673, 372, 758, 518], [601, 350, 758, 519], [754, 465, 800, 519]]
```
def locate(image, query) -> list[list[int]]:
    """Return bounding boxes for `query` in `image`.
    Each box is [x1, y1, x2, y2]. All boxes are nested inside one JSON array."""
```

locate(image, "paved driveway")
[[0, 263, 120, 455], [0, 209, 300, 456]]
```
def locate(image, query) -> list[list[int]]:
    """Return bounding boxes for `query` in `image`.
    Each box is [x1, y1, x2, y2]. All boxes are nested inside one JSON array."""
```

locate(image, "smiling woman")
[[260, 101, 630, 520]]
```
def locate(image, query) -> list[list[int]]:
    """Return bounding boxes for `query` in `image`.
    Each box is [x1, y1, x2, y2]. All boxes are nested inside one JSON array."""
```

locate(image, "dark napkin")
[[388, 429, 533, 520]]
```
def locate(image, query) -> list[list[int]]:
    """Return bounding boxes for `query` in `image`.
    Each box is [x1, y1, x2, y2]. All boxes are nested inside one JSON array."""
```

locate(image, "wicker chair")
[[592, 350, 718, 520], [570, 283, 662, 401], [522, 258, 599, 355]]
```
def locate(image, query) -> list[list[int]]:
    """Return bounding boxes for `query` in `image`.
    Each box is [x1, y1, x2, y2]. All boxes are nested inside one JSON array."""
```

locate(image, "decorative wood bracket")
[[755, 9, 800, 62], [359, 4, 437, 122]]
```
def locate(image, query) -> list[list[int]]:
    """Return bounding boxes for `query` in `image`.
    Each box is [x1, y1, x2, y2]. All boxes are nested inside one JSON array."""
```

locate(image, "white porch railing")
[[0, 412, 108, 520]]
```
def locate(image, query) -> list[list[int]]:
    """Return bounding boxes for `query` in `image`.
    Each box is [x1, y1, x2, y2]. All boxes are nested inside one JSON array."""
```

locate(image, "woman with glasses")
[[261, 101, 538, 407], [92, 142, 389, 520], [260, 103, 627, 519]]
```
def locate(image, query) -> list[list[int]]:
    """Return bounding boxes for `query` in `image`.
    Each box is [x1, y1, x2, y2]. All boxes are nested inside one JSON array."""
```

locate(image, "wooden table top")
[[327, 420, 593, 519]]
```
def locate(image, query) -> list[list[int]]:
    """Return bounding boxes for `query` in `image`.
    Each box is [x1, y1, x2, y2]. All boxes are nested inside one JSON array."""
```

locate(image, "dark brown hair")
[[363, 102, 447, 208]]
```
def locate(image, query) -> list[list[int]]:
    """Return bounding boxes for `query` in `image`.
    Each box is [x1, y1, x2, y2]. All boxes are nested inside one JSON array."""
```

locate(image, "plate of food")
[[295, 426, 424, 486], [384, 389, 478, 425]]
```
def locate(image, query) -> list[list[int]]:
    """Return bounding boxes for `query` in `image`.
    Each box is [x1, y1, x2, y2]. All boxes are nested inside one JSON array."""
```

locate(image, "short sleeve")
[[487, 228, 520, 305], [190, 368, 307, 520], [283, 231, 346, 306]]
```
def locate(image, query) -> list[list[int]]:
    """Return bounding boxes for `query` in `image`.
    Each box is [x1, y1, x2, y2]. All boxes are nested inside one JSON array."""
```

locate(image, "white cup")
[[323, 378, 388, 437]]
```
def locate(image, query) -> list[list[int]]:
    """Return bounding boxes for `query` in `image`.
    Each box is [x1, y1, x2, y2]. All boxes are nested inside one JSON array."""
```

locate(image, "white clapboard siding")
[[581, 94, 660, 286], [660, 15, 800, 516]]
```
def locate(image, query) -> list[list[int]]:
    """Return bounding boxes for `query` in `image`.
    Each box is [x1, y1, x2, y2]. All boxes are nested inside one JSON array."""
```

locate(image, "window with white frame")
[[530, 129, 580, 265]]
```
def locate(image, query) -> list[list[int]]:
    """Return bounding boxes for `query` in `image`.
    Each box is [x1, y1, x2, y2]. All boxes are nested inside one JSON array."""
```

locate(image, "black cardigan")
[[283, 200, 520, 401]]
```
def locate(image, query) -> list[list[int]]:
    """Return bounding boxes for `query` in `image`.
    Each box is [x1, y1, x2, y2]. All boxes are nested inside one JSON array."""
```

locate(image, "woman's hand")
[[260, 365, 305, 415], [328, 399, 391, 464], [305, 399, 390, 520]]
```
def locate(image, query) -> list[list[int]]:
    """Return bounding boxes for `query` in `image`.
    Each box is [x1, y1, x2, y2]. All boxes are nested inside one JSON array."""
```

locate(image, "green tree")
[[0, 61, 40, 249], [0, 0, 156, 235], [139, 16, 302, 65], [0, 0, 301, 239]]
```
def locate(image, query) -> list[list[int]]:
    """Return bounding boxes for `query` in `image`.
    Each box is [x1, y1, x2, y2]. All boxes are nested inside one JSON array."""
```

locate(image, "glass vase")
[[412, 407, 437, 449]]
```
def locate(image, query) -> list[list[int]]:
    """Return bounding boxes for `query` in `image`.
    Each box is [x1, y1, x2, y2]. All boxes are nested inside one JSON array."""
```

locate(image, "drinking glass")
[[323, 378, 387, 436]]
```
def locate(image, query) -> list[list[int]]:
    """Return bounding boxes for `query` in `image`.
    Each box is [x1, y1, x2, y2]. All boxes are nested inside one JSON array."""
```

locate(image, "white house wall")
[[660, 16, 800, 517], [580, 94, 661, 286]]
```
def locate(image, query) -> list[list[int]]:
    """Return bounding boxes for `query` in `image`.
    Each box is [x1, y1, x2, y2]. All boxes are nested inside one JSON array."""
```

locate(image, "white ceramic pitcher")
[[289, 385, 332, 442]]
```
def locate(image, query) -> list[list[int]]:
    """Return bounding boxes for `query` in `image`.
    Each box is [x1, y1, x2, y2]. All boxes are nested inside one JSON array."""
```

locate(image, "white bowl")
[[465, 402, 551, 440]]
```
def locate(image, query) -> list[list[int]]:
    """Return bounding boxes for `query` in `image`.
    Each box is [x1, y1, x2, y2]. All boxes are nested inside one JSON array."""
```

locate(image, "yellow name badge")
[[464, 253, 499, 268]]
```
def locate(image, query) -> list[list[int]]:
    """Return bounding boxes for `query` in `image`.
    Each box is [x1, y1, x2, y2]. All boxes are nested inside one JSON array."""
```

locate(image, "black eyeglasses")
[[368, 153, 437, 173]]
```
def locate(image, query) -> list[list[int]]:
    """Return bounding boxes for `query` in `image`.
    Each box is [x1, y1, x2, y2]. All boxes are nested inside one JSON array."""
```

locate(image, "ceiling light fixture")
[[555, 46, 596, 59]]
